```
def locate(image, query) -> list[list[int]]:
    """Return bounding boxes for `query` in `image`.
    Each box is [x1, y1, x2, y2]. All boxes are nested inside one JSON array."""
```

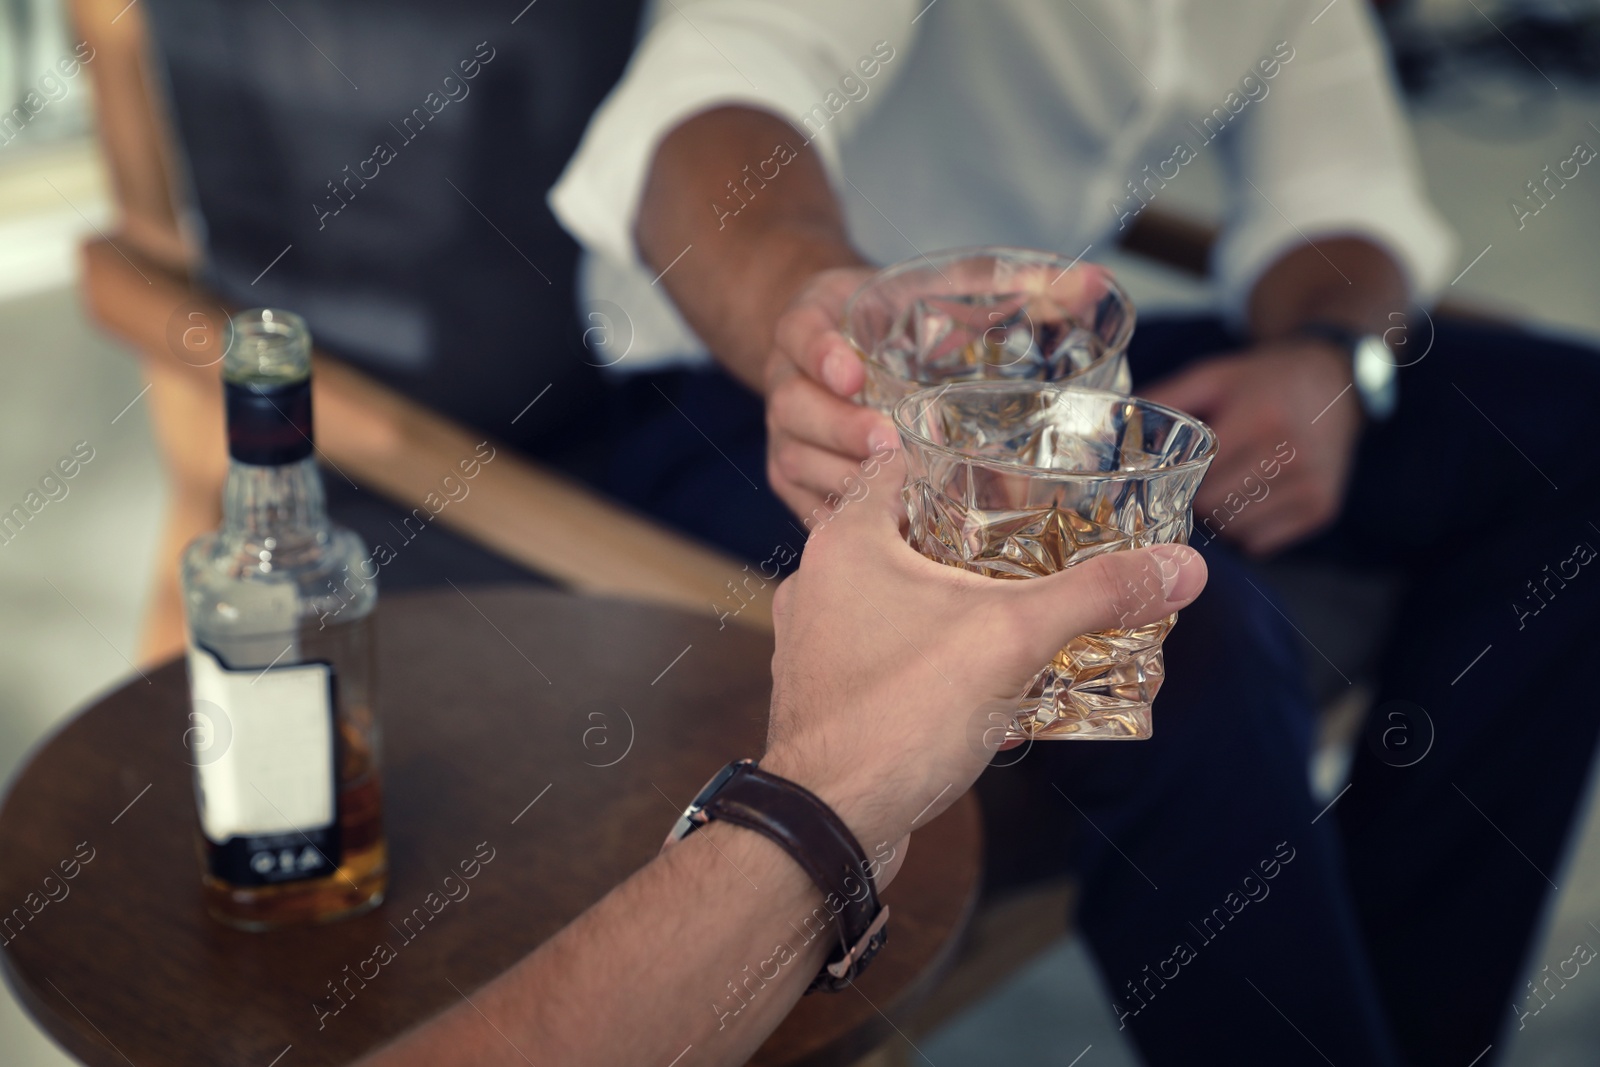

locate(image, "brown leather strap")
[[696, 762, 888, 991]]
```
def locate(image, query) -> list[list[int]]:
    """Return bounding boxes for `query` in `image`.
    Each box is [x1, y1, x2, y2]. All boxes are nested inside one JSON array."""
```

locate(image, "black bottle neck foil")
[[225, 378, 314, 465]]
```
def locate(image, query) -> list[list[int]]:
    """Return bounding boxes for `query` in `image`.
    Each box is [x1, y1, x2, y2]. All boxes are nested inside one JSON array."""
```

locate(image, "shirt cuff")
[[1211, 176, 1459, 329], [548, 15, 853, 272]]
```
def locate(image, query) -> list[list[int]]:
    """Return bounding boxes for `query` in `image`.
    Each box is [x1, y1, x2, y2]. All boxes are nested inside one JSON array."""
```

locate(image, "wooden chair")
[[69, 0, 775, 666]]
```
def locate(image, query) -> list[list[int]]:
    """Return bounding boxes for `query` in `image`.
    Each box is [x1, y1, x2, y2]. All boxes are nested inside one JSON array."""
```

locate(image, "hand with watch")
[[1293, 320, 1399, 422], [664, 759, 892, 992], [360, 447, 1207, 1067], [658, 443, 1208, 1001], [1141, 320, 1398, 558]]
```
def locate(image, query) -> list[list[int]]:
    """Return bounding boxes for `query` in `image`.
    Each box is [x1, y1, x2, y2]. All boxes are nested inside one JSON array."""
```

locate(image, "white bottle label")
[[187, 643, 339, 883]]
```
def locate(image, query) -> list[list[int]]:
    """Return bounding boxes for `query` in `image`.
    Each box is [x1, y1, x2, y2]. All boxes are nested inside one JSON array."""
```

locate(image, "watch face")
[[1353, 336, 1399, 420], [669, 760, 746, 842]]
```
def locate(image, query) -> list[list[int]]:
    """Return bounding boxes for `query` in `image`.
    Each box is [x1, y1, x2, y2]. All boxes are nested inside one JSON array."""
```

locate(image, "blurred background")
[[3, 0, 1600, 1063]]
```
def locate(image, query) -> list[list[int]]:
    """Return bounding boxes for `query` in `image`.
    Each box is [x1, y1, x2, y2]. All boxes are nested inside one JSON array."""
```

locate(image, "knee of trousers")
[[1156, 539, 1318, 739], [1033, 540, 1322, 817]]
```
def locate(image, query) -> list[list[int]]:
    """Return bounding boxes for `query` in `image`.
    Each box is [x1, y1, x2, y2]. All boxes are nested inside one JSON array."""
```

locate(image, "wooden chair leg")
[[136, 354, 225, 665]]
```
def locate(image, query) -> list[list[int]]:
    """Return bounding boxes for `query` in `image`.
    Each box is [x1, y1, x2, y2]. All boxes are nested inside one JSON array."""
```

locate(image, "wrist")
[[1244, 238, 1408, 340], [760, 226, 866, 301], [710, 228, 867, 395], [1291, 333, 1357, 378], [667, 757, 894, 990], [753, 232, 867, 361], [1262, 311, 1387, 345], [758, 745, 903, 856], [1285, 322, 1397, 423]]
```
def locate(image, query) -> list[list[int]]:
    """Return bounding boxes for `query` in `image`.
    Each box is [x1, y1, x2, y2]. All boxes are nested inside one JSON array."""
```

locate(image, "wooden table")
[[0, 588, 980, 1066]]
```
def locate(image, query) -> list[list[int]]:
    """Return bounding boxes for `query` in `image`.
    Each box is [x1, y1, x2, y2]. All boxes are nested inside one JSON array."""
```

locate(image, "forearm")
[[1246, 237, 1408, 341], [636, 106, 866, 391], [361, 824, 830, 1067]]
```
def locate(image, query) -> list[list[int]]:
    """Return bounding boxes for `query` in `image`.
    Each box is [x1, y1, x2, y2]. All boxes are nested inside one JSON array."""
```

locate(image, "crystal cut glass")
[[894, 382, 1216, 740], [843, 247, 1135, 415]]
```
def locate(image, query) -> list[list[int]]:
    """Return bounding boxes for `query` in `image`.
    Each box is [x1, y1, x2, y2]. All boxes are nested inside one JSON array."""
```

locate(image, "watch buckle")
[[826, 905, 891, 980]]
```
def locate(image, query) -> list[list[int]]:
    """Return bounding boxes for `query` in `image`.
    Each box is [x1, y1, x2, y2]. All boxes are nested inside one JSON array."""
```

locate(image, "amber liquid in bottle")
[[197, 728, 388, 928], [182, 308, 387, 930]]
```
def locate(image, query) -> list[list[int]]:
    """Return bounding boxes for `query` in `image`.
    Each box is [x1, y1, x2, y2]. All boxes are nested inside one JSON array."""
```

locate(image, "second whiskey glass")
[[843, 246, 1136, 414]]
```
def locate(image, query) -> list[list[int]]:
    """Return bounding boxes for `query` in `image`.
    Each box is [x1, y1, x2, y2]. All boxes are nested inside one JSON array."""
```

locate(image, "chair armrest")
[[1119, 208, 1217, 278], [69, 0, 194, 273], [80, 236, 774, 632]]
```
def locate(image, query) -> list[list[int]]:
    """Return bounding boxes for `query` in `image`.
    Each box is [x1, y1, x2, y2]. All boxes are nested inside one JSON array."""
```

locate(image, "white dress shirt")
[[549, 0, 1457, 372]]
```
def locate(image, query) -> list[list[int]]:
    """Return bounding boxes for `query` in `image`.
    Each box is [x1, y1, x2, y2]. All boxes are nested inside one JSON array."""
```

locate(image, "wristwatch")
[[1294, 321, 1398, 421], [663, 759, 890, 993]]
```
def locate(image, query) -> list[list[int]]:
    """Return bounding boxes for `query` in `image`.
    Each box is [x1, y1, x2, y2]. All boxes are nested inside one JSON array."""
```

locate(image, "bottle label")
[[187, 643, 343, 886]]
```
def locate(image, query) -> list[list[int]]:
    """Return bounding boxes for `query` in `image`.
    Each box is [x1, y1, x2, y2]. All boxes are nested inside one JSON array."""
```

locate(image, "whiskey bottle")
[[181, 308, 386, 930]]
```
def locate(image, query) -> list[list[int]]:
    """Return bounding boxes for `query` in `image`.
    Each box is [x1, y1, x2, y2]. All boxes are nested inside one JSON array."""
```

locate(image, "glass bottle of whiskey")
[[181, 308, 387, 930]]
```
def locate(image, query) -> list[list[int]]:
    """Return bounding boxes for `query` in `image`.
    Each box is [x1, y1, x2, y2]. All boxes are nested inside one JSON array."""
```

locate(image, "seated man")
[[358, 454, 1208, 1066], [549, 1, 1600, 1064]]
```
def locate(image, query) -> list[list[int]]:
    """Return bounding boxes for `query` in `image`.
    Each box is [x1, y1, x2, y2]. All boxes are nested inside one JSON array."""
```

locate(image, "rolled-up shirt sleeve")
[[1212, 1, 1457, 325], [549, 0, 917, 270]]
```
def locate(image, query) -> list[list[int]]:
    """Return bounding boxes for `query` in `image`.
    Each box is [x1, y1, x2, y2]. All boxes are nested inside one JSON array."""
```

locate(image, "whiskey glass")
[[843, 246, 1135, 415], [894, 382, 1216, 740]]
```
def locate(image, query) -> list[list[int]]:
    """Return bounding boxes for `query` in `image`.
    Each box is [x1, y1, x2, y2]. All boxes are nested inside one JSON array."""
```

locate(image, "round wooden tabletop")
[[0, 587, 980, 1067]]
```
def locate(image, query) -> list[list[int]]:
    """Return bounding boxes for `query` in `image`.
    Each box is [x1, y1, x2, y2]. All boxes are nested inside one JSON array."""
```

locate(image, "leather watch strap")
[[1293, 320, 1399, 421], [670, 760, 889, 992]]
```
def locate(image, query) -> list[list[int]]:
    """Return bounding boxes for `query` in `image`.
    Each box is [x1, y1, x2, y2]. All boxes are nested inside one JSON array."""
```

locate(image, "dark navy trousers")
[[593, 316, 1600, 1067]]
